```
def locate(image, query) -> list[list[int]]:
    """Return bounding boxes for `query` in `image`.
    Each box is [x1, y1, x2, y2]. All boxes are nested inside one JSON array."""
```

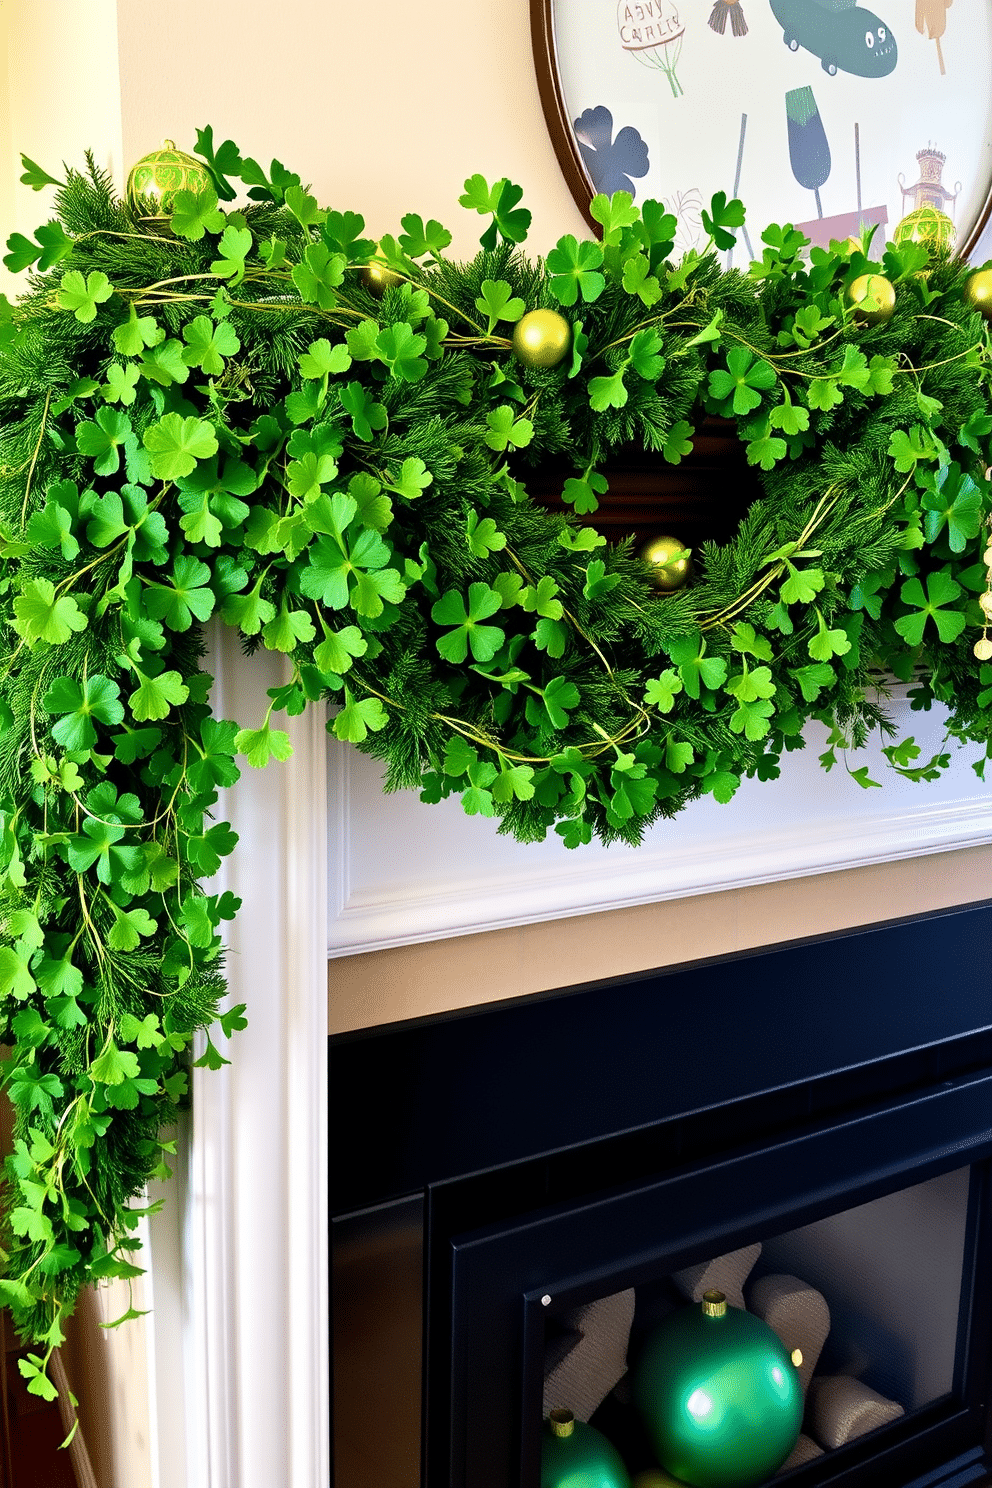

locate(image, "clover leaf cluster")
[[0, 130, 990, 1385]]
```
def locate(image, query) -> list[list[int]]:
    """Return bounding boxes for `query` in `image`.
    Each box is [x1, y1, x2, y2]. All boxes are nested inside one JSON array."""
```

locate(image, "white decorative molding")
[[148, 625, 329, 1488], [328, 693, 992, 955]]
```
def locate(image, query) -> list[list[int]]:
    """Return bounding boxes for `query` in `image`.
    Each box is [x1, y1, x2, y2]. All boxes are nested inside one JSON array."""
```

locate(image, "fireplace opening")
[[329, 902, 992, 1488]]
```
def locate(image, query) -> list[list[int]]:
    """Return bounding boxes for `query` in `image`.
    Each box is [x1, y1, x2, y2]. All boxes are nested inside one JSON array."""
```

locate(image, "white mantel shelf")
[[328, 690, 992, 957]]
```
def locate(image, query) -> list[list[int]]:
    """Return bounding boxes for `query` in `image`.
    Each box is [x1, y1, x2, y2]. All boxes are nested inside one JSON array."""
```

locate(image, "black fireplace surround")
[[329, 900, 992, 1488]]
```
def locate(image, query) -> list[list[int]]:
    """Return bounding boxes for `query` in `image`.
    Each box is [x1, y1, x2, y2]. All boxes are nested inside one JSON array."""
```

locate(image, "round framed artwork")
[[531, 0, 992, 261]]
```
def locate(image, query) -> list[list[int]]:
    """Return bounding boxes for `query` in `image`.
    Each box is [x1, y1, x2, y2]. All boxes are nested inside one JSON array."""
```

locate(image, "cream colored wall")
[[115, 0, 587, 258]]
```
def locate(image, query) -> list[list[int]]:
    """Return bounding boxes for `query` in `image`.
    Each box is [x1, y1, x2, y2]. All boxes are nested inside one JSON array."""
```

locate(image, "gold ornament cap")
[[512, 309, 572, 369], [847, 273, 896, 325], [549, 1408, 575, 1438], [702, 1289, 728, 1317]]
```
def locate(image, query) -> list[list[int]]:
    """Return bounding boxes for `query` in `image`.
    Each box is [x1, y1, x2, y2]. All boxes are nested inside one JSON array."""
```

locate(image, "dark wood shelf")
[[522, 417, 763, 550]]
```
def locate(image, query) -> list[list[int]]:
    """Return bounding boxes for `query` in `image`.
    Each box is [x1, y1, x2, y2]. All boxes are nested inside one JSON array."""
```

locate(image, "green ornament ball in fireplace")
[[633, 1292, 803, 1487]]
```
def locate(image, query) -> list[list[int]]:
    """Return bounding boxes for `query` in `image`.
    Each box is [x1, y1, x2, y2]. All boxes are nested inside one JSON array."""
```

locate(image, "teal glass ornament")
[[541, 1409, 632, 1488], [634, 1291, 803, 1488]]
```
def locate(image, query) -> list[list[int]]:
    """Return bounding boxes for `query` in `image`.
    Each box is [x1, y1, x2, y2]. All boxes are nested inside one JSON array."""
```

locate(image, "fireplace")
[[329, 901, 992, 1488]]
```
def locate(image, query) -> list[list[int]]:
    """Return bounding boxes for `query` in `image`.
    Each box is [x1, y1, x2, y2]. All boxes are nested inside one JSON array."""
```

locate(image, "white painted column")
[[149, 623, 329, 1488]]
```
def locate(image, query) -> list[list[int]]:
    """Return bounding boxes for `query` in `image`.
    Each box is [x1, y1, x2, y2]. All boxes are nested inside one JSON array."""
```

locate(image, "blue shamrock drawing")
[[573, 107, 650, 198]]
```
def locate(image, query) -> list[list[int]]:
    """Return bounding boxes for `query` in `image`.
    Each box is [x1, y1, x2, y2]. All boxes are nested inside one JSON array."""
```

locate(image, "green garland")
[[1, 129, 991, 1389]]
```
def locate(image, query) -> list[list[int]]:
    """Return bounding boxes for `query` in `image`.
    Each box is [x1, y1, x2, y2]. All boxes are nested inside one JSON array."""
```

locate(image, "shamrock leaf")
[[76, 407, 132, 476], [590, 190, 640, 242], [708, 347, 777, 417], [169, 186, 225, 240], [101, 362, 142, 406], [182, 315, 240, 375], [432, 583, 505, 664], [666, 634, 728, 699], [474, 279, 525, 332], [701, 190, 746, 251], [66, 818, 143, 886], [332, 689, 389, 743], [894, 569, 966, 646], [298, 338, 351, 379], [562, 471, 608, 514], [210, 225, 253, 283], [234, 721, 294, 767], [888, 425, 937, 475], [128, 666, 190, 722], [43, 674, 124, 750], [144, 414, 219, 480], [807, 611, 852, 662], [458, 174, 531, 248], [314, 621, 367, 676], [112, 306, 163, 356], [292, 242, 346, 307], [338, 381, 388, 442], [140, 338, 189, 386], [545, 235, 605, 307], [588, 367, 628, 412], [645, 669, 683, 713], [621, 252, 662, 308], [384, 457, 432, 501], [12, 580, 87, 647], [466, 511, 507, 558], [922, 464, 984, 553], [376, 322, 428, 382], [629, 328, 664, 381], [284, 185, 325, 228], [398, 213, 452, 260], [143, 556, 216, 631], [730, 696, 775, 740], [662, 421, 695, 466], [485, 405, 533, 451], [541, 675, 580, 729], [262, 602, 316, 653], [57, 269, 113, 323]]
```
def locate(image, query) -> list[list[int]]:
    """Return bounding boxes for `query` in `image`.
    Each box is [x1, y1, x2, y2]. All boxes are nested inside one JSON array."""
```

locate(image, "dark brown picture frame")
[[528, 0, 992, 261]]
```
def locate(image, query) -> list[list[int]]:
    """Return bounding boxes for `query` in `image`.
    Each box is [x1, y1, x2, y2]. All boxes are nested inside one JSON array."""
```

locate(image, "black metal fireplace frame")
[[330, 899, 992, 1488]]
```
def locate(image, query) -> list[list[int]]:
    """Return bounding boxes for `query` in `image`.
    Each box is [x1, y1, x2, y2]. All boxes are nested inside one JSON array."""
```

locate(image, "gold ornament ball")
[[893, 207, 956, 256], [362, 251, 404, 295], [974, 635, 992, 662], [964, 269, 992, 321], [127, 140, 213, 219], [979, 592, 992, 620], [846, 273, 896, 325], [512, 309, 572, 369], [640, 534, 692, 592]]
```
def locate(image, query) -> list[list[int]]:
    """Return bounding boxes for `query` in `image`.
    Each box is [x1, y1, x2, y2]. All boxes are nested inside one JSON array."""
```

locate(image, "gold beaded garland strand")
[[975, 513, 992, 662]]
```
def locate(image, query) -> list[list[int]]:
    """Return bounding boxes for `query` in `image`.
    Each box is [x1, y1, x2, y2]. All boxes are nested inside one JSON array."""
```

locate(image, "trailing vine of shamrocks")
[[0, 129, 990, 1393]]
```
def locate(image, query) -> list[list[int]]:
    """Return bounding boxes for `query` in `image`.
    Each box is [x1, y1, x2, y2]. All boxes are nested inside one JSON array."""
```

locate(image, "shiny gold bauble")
[[640, 535, 692, 592], [979, 591, 992, 619], [964, 269, 992, 320], [846, 274, 896, 325], [127, 140, 213, 220], [974, 635, 992, 662], [512, 309, 572, 369], [893, 207, 956, 255], [362, 252, 404, 295]]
